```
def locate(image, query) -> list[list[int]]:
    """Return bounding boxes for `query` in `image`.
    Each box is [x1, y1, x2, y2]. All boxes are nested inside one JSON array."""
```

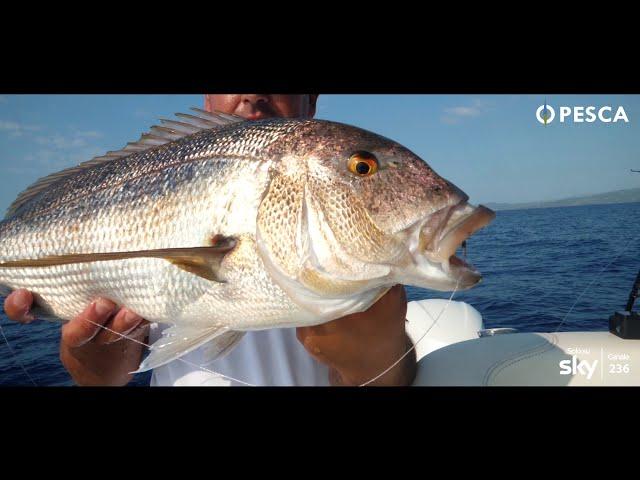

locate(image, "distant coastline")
[[486, 188, 640, 211]]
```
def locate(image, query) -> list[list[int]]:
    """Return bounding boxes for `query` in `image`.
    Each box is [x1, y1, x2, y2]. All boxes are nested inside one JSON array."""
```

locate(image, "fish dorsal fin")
[[4, 109, 246, 219]]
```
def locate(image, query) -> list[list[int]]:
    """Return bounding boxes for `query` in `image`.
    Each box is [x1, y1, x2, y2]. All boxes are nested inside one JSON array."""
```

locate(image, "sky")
[[0, 94, 638, 213]]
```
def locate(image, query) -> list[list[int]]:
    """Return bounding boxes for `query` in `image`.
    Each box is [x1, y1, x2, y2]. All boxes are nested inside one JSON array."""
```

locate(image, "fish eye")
[[348, 151, 379, 177]]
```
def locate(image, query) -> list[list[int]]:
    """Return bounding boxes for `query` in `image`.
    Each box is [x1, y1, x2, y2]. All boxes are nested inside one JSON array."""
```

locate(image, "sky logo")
[[559, 356, 599, 380], [536, 102, 629, 125]]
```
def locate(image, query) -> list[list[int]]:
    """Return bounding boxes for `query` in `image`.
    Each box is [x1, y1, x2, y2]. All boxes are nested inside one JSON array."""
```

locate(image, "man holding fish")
[[2, 95, 418, 386]]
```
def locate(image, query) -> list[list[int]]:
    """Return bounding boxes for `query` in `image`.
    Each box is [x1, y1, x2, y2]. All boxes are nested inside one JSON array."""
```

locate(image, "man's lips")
[[241, 109, 279, 121], [244, 112, 270, 120]]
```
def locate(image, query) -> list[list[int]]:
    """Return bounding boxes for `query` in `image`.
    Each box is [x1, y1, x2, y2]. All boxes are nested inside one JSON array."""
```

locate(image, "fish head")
[[257, 119, 495, 317]]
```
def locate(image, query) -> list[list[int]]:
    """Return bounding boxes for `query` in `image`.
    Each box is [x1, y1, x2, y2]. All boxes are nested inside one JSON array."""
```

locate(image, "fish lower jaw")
[[441, 255, 482, 290], [406, 203, 495, 289], [402, 253, 480, 291]]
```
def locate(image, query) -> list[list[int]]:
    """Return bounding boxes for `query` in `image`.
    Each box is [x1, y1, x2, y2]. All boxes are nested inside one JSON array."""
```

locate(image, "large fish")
[[0, 109, 495, 372]]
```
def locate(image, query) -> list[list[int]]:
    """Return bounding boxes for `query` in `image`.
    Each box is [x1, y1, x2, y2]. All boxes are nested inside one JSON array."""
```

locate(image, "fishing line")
[[81, 318, 256, 387], [359, 280, 460, 387], [86, 281, 460, 388], [80, 229, 638, 387], [90, 227, 639, 386], [5, 278, 460, 387], [0, 320, 37, 386], [7, 226, 636, 386], [554, 232, 640, 333]]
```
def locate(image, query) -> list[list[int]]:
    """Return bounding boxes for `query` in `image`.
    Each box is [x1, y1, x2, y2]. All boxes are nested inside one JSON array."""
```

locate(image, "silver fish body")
[[0, 112, 494, 370]]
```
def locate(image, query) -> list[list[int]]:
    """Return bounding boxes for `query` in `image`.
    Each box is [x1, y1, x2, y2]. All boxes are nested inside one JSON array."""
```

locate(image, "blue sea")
[[1, 202, 639, 386]]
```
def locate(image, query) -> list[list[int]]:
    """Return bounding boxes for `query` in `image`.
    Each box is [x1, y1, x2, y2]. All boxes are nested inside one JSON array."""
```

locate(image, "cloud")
[[35, 134, 88, 149], [4, 165, 41, 176], [0, 120, 41, 137], [34, 130, 104, 151], [9, 128, 107, 175], [1, 118, 106, 180], [0, 121, 20, 131], [133, 108, 153, 119], [316, 96, 329, 113], [76, 130, 102, 139], [446, 106, 481, 117], [18, 145, 106, 174], [441, 99, 490, 125]]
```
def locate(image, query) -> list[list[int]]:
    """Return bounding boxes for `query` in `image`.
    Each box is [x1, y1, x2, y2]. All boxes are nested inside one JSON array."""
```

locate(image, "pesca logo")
[[536, 100, 555, 125], [536, 100, 629, 125]]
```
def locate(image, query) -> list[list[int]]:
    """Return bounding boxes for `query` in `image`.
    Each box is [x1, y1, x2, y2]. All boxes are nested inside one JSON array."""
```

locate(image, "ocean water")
[[1, 202, 639, 386]]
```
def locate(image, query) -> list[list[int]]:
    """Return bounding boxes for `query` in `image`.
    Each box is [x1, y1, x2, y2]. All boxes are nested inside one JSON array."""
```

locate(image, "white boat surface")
[[406, 299, 640, 386]]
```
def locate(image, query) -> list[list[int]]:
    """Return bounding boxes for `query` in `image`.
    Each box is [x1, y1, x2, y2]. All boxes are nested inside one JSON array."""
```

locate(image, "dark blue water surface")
[[2, 202, 639, 386]]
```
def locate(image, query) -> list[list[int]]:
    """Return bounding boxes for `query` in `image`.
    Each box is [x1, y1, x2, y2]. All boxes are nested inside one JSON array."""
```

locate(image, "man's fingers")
[[296, 326, 320, 351], [61, 298, 117, 348], [3, 289, 35, 323], [94, 308, 146, 345], [296, 326, 339, 363]]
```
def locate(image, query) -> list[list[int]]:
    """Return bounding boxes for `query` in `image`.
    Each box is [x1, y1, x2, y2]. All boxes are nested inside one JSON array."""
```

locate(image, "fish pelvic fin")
[[132, 324, 237, 373], [200, 331, 246, 365]]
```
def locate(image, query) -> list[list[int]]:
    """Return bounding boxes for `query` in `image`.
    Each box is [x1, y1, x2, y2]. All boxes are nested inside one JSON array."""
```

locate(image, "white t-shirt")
[[148, 323, 331, 386]]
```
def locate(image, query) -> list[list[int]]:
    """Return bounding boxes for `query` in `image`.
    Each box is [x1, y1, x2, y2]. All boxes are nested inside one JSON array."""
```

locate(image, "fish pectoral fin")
[[132, 324, 231, 374], [200, 331, 246, 365], [0, 238, 237, 283], [163, 249, 231, 282]]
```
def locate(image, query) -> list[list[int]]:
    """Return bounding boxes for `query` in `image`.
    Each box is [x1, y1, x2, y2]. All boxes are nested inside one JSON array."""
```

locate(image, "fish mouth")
[[420, 203, 496, 288]]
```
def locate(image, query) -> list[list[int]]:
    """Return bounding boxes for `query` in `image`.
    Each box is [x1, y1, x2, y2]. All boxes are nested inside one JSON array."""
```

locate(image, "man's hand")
[[3, 289, 148, 386], [296, 285, 416, 386]]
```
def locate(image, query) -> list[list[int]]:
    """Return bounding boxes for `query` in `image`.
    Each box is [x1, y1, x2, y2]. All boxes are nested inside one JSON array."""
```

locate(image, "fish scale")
[[0, 110, 494, 372]]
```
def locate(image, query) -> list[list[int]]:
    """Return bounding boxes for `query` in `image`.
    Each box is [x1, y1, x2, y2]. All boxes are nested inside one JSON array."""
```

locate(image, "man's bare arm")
[[297, 285, 417, 386]]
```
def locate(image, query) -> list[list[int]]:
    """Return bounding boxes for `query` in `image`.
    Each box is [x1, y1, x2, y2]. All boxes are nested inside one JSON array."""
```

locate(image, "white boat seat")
[[413, 331, 640, 386]]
